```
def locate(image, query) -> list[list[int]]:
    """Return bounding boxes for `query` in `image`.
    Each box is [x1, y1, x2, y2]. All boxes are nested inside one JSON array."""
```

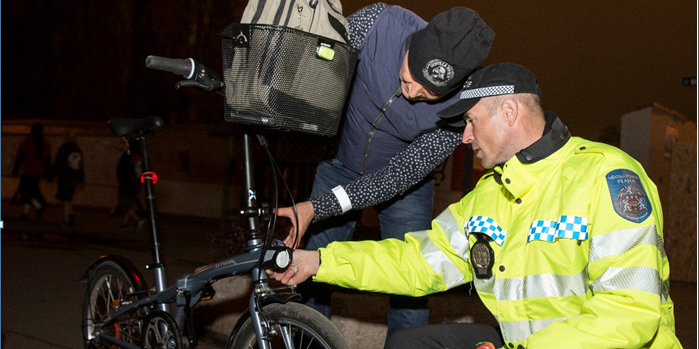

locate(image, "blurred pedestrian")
[[116, 140, 146, 232], [48, 132, 85, 227], [11, 122, 52, 221]]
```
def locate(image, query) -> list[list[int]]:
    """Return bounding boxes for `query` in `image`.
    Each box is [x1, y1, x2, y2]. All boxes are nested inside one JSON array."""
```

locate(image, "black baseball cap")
[[408, 7, 494, 96], [437, 63, 542, 126]]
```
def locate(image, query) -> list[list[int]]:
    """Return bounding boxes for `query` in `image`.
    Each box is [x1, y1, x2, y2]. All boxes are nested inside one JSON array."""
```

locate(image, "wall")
[[621, 103, 698, 214], [620, 103, 697, 283], [666, 142, 697, 282], [1, 120, 335, 219], [2, 120, 233, 218], [620, 108, 652, 167]]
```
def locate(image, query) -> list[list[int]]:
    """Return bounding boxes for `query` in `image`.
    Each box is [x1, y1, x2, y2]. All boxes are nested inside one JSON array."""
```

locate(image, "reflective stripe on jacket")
[[316, 135, 681, 348]]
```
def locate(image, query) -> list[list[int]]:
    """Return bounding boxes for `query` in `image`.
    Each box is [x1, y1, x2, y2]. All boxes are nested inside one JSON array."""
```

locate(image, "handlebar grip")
[[145, 55, 195, 78]]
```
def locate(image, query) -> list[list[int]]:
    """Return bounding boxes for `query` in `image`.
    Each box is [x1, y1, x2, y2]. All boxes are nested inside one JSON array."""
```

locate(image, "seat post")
[[138, 134, 168, 312]]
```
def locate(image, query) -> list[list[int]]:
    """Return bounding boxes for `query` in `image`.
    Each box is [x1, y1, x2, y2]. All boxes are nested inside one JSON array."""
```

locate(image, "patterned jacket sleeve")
[[310, 128, 462, 221], [346, 2, 387, 49]]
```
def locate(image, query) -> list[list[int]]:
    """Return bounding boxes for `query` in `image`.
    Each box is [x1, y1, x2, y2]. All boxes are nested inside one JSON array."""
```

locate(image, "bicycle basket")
[[221, 23, 359, 136]]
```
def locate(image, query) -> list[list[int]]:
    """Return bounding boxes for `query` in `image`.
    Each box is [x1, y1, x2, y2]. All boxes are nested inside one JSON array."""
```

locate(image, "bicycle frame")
[[85, 118, 295, 349]]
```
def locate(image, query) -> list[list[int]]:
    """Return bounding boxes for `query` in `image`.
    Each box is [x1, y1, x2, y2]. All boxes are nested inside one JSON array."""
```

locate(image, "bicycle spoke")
[[228, 302, 349, 349], [84, 264, 145, 349], [279, 324, 296, 349]]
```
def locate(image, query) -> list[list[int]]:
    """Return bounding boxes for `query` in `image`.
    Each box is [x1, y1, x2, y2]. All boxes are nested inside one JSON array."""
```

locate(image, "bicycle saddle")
[[109, 116, 164, 137]]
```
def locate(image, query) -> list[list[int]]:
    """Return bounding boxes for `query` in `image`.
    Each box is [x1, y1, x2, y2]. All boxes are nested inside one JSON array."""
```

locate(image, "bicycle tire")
[[82, 261, 146, 349], [226, 302, 350, 349]]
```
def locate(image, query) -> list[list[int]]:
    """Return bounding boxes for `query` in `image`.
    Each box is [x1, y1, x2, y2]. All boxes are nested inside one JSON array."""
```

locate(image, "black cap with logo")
[[407, 7, 494, 96]]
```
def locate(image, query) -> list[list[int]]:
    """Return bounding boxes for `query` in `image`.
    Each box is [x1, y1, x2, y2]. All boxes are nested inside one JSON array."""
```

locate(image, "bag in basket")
[[240, 0, 349, 43]]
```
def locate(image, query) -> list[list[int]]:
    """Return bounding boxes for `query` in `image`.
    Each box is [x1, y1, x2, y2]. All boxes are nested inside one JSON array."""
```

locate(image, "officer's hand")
[[267, 249, 319, 285]]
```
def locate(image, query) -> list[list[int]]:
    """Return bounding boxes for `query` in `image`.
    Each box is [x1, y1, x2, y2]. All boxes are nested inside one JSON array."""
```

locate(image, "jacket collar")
[[492, 112, 571, 186], [516, 112, 571, 164]]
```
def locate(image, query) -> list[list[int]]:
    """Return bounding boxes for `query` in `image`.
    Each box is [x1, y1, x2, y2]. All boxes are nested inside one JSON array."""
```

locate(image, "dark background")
[[1, 0, 697, 141], [2, 1, 245, 126]]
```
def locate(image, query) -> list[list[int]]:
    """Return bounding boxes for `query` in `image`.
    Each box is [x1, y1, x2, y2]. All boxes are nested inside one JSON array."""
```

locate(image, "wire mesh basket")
[[220, 23, 359, 136]]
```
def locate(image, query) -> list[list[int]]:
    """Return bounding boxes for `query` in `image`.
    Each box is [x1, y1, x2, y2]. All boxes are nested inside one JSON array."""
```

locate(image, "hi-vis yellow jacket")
[[315, 114, 681, 348]]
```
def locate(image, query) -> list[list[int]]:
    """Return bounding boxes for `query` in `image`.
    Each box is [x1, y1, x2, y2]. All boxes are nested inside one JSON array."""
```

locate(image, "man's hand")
[[268, 249, 320, 285], [277, 201, 315, 249]]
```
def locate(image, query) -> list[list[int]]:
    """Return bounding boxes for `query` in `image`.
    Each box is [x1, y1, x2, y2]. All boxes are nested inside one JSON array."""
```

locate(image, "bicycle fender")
[[79, 254, 149, 292], [228, 293, 302, 340]]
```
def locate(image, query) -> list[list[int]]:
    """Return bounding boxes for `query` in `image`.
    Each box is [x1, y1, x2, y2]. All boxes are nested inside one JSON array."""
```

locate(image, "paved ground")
[[1, 200, 229, 349], [1, 200, 697, 348]]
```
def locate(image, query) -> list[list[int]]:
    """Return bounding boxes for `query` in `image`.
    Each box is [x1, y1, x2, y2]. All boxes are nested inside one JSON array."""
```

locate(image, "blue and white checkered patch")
[[466, 216, 507, 245], [527, 215, 589, 243], [460, 85, 515, 100], [527, 220, 558, 242]]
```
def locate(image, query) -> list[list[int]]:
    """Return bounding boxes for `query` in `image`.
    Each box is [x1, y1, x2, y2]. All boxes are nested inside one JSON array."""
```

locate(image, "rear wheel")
[[227, 302, 350, 349], [82, 261, 146, 348]]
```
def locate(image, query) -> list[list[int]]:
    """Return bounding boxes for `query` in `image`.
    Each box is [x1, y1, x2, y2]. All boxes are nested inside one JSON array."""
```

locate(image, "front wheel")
[[227, 302, 350, 349]]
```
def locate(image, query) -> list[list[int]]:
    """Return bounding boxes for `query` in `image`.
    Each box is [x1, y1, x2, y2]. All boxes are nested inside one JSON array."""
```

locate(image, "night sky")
[[2, 0, 697, 141]]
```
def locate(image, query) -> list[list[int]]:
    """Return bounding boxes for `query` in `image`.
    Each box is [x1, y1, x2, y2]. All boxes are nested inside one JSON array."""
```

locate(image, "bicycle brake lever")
[[176, 80, 215, 90], [176, 80, 224, 91]]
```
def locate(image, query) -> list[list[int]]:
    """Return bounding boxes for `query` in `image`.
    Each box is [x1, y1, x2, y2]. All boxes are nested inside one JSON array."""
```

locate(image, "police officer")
[[271, 63, 682, 349]]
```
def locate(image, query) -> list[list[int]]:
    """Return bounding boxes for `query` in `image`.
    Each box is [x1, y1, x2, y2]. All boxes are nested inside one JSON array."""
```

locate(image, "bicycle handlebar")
[[145, 55, 224, 92], [146, 56, 195, 78]]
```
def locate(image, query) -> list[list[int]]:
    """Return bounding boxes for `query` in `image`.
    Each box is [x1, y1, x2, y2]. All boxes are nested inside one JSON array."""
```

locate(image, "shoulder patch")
[[606, 169, 652, 223]]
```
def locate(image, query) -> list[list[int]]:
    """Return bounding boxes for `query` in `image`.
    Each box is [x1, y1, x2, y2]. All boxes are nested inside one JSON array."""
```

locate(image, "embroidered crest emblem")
[[606, 169, 652, 223], [422, 59, 454, 87]]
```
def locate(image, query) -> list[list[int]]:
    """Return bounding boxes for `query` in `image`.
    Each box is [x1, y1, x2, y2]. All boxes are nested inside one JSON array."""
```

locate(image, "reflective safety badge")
[[606, 169, 652, 223]]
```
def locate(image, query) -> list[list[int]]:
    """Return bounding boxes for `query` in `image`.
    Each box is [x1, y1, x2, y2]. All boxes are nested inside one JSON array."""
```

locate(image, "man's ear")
[[501, 97, 519, 127]]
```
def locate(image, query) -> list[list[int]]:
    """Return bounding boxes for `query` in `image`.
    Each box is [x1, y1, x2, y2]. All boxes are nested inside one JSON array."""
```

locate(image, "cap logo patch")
[[606, 169, 652, 223], [422, 59, 454, 87], [460, 85, 514, 100]]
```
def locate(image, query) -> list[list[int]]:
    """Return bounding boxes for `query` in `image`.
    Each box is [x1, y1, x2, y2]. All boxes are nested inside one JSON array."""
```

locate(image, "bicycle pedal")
[[200, 283, 216, 301]]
